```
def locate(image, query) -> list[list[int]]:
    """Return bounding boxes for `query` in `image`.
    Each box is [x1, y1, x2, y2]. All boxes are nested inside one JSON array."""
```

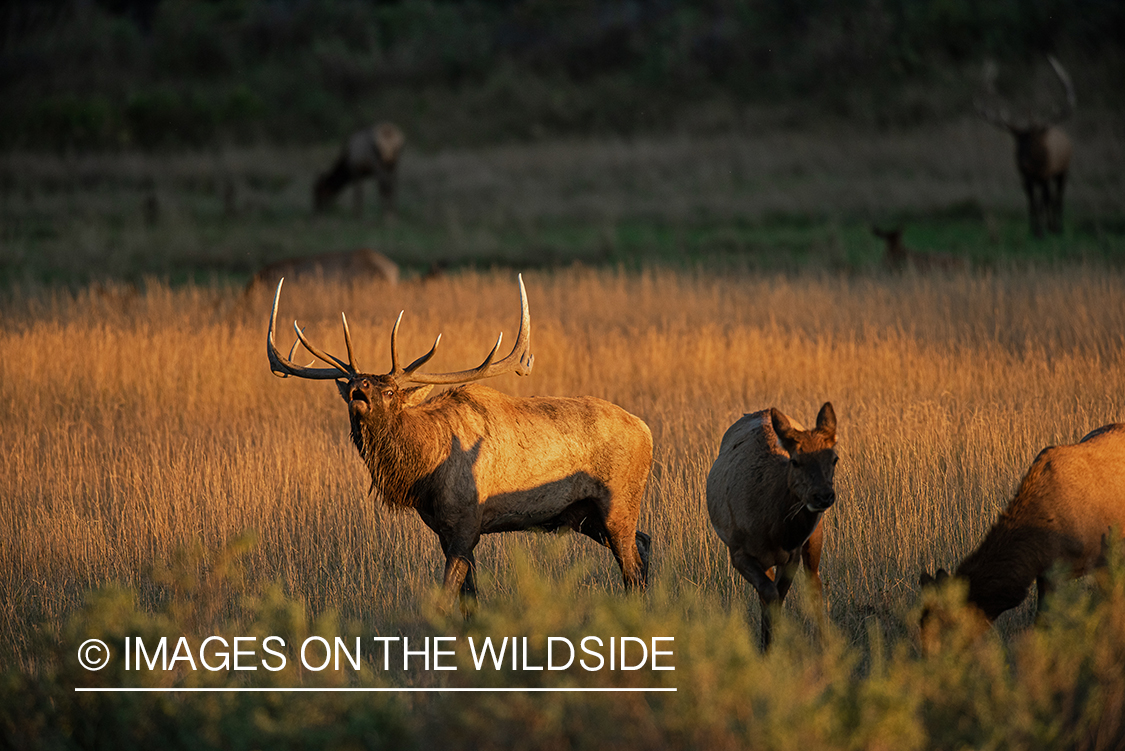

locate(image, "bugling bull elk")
[[314, 122, 405, 217], [707, 404, 839, 649], [267, 275, 653, 612], [920, 424, 1125, 644], [976, 55, 1076, 237]]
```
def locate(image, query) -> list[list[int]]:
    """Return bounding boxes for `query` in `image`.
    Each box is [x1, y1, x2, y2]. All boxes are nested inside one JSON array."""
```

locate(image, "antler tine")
[[402, 334, 442, 375], [267, 279, 354, 380], [1047, 54, 1076, 122], [389, 311, 404, 375], [404, 273, 534, 386], [294, 322, 351, 372], [341, 312, 360, 373]]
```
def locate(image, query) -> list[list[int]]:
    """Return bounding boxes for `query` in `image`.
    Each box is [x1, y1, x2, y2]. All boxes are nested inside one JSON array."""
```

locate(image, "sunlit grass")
[[3, 266, 1124, 663]]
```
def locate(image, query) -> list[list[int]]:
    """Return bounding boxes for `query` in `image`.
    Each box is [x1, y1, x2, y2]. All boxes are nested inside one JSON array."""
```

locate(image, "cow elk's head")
[[772, 402, 838, 513], [267, 275, 534, 425]]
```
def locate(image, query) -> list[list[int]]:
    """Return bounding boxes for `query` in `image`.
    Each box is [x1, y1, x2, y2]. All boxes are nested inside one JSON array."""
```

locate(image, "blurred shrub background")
[[3, 0, 1123, 150]]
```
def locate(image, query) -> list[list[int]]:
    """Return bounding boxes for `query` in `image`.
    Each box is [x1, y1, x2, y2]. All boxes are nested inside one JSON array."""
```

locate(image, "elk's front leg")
[[730, 548, 780, 650]]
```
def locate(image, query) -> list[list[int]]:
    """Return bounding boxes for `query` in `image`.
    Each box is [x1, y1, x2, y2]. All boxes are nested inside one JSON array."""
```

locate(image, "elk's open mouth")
[[348, 386, 371, 416]]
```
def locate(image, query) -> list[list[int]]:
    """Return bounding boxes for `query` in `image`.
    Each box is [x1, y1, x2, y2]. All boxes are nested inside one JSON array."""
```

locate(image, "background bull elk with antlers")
[[267, 275, 653, 612], [976, 55, 1077, 237], [313, 122, 405, 218]]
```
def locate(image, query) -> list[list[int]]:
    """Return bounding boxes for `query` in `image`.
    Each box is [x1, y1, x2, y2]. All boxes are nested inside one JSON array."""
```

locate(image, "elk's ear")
[[401, 385, 433, 407], [816, 402, 837, 445], [771, 408, 800, 454], [920, 568, 951, 587], [336, 380, 351, 403]]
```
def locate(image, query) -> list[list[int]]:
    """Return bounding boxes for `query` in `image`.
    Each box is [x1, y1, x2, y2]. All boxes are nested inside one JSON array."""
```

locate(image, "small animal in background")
[[872, 226, 967, 273], [707, 403, 839, 650], [920, 423, 1125, 644], [976, 55, 1076, 237], [314, 122, 405, 218], [246, 248, 399, 294]]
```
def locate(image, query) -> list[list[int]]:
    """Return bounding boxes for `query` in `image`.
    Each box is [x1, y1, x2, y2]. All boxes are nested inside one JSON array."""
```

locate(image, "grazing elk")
[[314, 122, 405, 218], [707, 404, 839, 650], [246, 248, 399, 295], [976, 55, 1076, 237], [266, 275, 652, 613], [920, 423, 1125, 642], [872, 226, 967, 273]]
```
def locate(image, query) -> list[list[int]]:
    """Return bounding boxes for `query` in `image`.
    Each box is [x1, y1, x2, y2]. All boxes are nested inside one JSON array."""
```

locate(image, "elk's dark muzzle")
[[808, 492, 836, 512]]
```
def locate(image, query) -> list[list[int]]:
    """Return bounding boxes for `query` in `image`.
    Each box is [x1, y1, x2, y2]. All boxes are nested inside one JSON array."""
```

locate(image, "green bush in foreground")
[[3, 537, 1123, 750]]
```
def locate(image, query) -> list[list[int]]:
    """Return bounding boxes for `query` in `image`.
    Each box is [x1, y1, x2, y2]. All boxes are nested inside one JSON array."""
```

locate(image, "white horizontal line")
[[75, 687, 676, 693]]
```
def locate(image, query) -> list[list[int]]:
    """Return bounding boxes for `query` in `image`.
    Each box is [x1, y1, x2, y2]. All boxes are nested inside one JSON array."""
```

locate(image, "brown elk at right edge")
[[920, 424, 1125, 649], [976, 55, 1076, 237], [707, 404, 839, 650]]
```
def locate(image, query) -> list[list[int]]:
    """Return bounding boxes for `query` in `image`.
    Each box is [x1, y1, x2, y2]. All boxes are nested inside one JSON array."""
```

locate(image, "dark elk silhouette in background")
[[314, 122, 405, 218], [976, 55, 1076, 237], [267, 276, 653, 614], [245, 248, 399, 295], [872, 227, 967, 273]]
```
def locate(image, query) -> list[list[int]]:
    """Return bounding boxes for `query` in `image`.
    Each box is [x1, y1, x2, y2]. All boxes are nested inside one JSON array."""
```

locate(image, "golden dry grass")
[[3, 266, 1124, 661]]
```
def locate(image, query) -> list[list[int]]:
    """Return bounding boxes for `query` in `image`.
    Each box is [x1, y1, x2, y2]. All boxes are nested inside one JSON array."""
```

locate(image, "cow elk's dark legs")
[[1024, 177, 1044, 238], [1050, 173, 1067, 233], [730, 549, 780, 650]]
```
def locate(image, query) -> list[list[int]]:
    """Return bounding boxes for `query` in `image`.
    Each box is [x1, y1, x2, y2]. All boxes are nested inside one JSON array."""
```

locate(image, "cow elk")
[[267, 275, 653, 614], [920, 424, 1125, 646], [314, 122, 405, 218], [872, 227, 967, 273], [707, 404, 839, 650], [976, 55, 1076, 237], [246, 248, 399, 295]]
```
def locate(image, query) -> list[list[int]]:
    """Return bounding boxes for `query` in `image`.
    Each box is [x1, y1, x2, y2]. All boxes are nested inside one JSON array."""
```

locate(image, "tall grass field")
[[3, 264, 1125, 749]]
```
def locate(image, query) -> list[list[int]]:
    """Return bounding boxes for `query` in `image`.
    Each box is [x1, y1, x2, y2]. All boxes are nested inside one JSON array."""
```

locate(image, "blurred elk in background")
[[314, 122, 405, 218], [976, 55, 1076, 237], [872, 227, 967, 273], [245, 248, 399, 295]]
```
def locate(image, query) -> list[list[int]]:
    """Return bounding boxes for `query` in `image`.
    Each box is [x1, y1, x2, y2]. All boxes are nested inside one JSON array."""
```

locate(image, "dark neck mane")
[[354, 411, 435, 509]]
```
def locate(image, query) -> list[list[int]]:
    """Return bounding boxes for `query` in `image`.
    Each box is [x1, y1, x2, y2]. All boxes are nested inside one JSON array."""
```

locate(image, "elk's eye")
[[382, 389, 394, 399]]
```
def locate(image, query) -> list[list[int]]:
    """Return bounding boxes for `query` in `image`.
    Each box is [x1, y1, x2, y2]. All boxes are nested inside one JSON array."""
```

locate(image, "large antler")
[[975, 58, 1016, 130], [392, 273, 534, 386], [267, 278, 359, 379], [1046, 55, 1076, 124], [976, 55, 1077, 130]]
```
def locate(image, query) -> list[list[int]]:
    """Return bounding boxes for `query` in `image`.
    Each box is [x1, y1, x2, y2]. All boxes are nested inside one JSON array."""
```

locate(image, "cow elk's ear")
[[401, 385, 433, 407], [816, 402, 837, 444], [771, 408, 800, 454]]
